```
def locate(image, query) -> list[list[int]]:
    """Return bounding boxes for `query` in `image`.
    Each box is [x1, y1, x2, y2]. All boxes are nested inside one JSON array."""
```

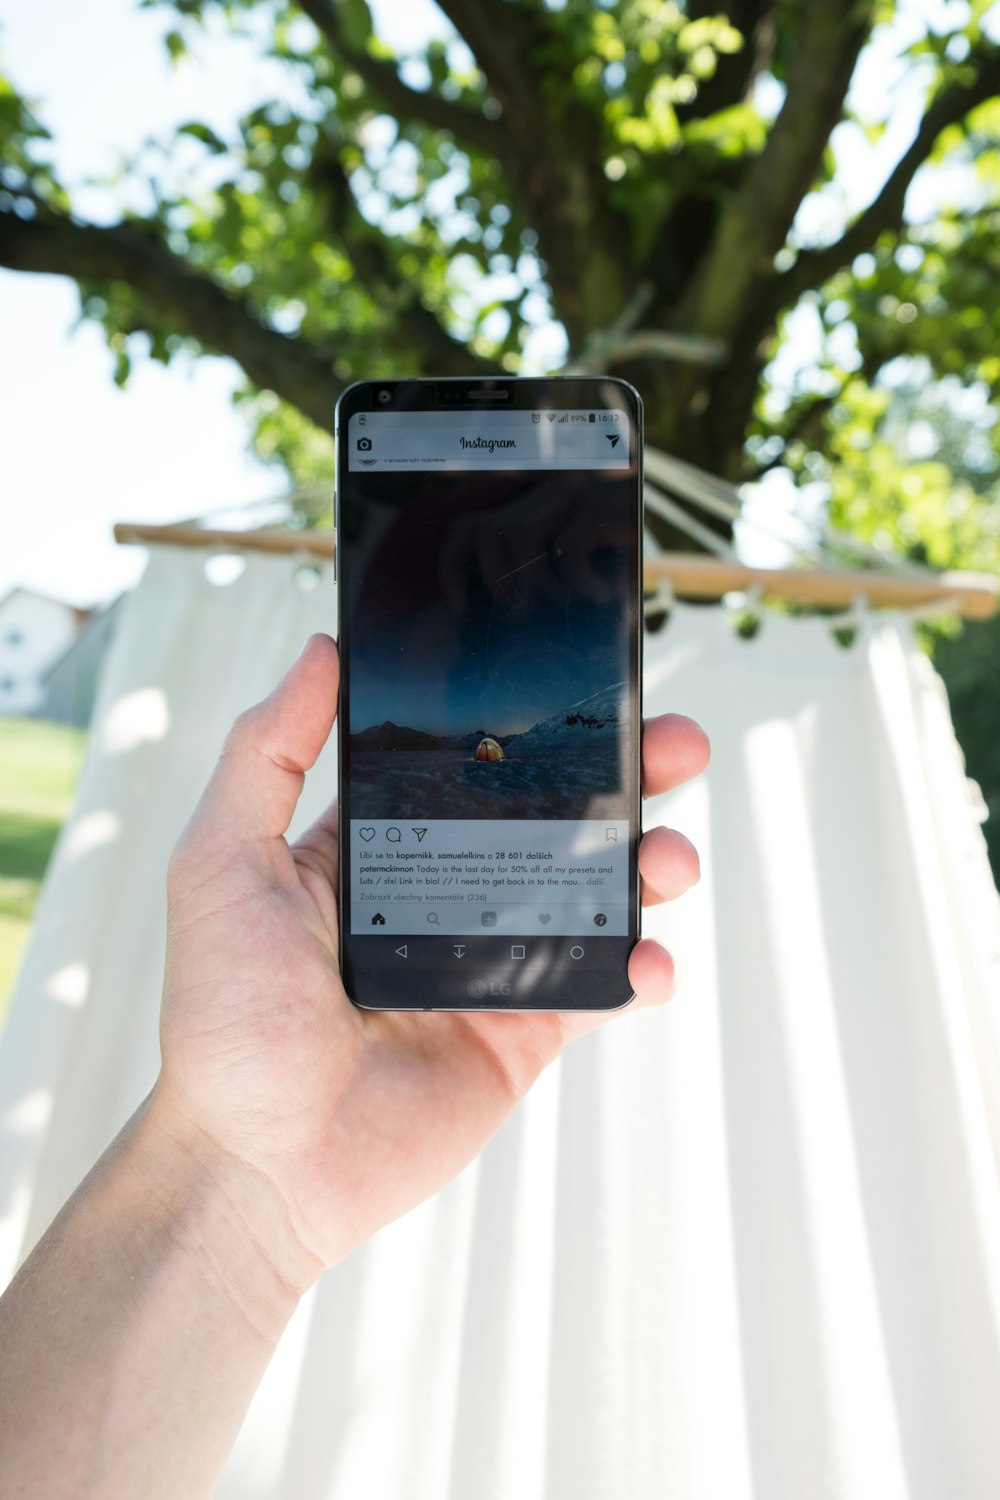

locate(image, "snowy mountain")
[[350, 721, 481, 751], [352, 685, 626, 754], [349, 720, 447, 750], [503, 683, 626, 754]]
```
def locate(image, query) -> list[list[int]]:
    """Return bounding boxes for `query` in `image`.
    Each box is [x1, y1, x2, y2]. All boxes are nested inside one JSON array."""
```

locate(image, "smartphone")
[[334, 377, 643, 1011]]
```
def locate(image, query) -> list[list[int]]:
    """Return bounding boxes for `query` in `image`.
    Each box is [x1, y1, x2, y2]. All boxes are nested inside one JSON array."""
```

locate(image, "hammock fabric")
[[2, 544, 999, 1499]]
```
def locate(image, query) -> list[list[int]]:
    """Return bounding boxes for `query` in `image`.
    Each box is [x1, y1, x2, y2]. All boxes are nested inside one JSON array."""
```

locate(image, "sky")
[[1, 0, 990, 609], [0, 0, 458, 607], [1, 0, 295, 606], [347, 472, 633, 735]]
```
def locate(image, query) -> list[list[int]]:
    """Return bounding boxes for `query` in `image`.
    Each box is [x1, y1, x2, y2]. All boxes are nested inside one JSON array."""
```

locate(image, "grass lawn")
[[0, 716, 87, 1023]]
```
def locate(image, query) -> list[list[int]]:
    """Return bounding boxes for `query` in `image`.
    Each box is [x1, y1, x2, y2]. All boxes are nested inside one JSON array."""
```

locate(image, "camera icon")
[[357, 436, 373, 451]]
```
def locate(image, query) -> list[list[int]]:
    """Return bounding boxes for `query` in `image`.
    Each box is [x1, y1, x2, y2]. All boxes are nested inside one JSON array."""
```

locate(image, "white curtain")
[[2, 544, 1000, 1499]]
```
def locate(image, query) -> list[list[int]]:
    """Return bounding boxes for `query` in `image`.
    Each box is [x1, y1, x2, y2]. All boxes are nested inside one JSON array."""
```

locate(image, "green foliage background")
[[1, 0, 999, 873], [0, 717, 85, 1016]]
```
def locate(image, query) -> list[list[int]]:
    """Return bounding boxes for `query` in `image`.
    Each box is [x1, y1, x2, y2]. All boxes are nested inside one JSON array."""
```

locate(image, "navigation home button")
[[570, 946, 585, 960]]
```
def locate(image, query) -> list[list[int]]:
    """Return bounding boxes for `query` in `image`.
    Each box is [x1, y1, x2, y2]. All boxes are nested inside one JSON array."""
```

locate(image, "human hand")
[[154, 634, 709, 1292]]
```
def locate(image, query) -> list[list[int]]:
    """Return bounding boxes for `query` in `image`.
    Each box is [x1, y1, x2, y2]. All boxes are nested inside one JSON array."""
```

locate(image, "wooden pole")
[[113, 521, 998, 619], [113, 521, 335, 558], [643, 553, 999, 620]]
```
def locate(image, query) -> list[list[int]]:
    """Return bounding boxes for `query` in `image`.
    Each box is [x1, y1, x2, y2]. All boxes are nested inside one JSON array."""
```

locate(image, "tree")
[[2, 0, 999, 542], [820, 369, 1000, 881], [4, 0, 1000, 874]]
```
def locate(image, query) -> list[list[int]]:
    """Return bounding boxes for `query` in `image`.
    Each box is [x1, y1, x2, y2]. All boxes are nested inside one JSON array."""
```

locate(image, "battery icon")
[[589, 412, 596, 422]]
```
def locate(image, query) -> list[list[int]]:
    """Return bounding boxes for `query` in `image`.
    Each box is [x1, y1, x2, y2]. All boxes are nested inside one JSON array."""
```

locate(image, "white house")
[[0, 588, 91, 716], [41, 594, 124, 728]]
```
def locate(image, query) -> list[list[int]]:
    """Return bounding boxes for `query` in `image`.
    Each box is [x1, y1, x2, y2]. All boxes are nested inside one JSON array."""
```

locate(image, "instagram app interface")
[[341, 408, 638, 942]]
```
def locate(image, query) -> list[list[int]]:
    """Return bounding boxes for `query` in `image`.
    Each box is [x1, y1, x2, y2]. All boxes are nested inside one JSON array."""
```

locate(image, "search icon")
[[427, 912, 440, 925]]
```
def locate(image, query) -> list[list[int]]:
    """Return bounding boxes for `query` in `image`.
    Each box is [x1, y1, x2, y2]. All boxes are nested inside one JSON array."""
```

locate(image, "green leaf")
[[178, 121, 228, 153], [164, 29, 187, 64], [339, 0, 374, 53]]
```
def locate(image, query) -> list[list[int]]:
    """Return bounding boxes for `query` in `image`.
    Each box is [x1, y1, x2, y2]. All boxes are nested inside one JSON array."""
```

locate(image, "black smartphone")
[[334, 377, 643, 1011]]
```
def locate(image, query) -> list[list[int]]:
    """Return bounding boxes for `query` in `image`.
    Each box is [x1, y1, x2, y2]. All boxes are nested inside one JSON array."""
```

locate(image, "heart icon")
[[538, 913, 551, 924], [359, 827, 376, 842]]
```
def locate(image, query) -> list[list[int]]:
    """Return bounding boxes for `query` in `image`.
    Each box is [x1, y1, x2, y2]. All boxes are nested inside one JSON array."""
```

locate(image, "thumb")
[[184, 634, 340, 854]]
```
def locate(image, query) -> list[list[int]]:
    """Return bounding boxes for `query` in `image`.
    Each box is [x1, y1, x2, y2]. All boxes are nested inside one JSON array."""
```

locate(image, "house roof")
[[39, 593, 126, 683], [0, 585, 97, 624]]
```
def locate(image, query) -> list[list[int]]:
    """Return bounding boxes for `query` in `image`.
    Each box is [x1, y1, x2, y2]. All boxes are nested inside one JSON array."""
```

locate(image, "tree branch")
[[674, 0, 777, 126], [303, 0, 629, 338], [0, 194, 341, 427], [308, 145, 501, 376], [295, 0, 503, 156], [777, 40, 1000, 303], [431, 0, 631, 338], [652, 0, 777, 291], [751, 389, 842, 476], [674, 0, 875, 342], [431, 0, 552, 136]]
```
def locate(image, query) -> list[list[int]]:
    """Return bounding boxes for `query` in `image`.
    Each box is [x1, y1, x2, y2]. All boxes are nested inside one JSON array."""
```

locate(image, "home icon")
[[371, 913, 386, 926]]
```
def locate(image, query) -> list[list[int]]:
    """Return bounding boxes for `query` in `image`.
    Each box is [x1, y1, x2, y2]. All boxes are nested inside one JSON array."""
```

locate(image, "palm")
[[158, 636, 707, 1270], [163, 832, 596, 1264]]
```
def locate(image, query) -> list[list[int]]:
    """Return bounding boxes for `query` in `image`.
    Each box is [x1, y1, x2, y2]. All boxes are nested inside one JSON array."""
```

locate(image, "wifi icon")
[[546, 413, 557, 422]]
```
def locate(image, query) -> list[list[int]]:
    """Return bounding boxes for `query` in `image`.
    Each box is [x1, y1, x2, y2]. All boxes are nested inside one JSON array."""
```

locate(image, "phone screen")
[[336, 378, 642, 1010]]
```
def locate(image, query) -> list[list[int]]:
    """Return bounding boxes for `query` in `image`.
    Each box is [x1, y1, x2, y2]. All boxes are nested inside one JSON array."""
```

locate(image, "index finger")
[[182, 634, 339, 854], [641, 714, 710, 800]]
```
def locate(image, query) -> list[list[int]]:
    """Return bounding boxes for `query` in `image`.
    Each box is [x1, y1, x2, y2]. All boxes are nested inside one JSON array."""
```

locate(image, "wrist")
[[125, 1088, 324, 1324], [0, 1086, 322, 1497]]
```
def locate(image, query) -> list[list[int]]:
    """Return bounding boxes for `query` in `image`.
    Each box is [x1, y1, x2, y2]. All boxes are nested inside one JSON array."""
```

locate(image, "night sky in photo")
[[343, 469, 634, 738]]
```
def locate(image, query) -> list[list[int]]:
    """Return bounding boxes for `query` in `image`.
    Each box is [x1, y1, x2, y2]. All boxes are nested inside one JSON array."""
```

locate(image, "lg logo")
[[467, 979, 511, 999]]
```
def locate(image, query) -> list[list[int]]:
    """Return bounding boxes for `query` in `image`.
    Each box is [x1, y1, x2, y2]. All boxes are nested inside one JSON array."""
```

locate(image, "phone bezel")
[[334, 376, 644, 1012]]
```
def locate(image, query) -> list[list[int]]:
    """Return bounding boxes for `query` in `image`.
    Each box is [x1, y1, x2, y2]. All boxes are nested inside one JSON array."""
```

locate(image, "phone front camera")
[[378, 389, 391, 404]]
